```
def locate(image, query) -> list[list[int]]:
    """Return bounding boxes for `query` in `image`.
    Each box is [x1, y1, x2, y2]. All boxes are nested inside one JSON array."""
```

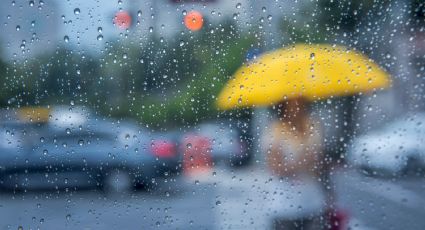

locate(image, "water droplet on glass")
[[64, 35, 69, 43], [97, 35, 103, 41], [74, 8, 80, 15], [236, 3, 242, 9]]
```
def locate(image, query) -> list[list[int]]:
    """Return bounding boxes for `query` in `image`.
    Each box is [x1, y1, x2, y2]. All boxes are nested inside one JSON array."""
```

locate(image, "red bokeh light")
[[114, 11, 132, 30], [184, 10, 204, 31]]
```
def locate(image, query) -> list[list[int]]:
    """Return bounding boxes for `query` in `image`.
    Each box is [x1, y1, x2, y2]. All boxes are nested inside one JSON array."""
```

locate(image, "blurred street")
[[1, 166, 424, 230]]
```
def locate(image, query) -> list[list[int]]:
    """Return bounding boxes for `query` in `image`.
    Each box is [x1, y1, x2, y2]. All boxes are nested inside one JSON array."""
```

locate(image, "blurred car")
[[194, 120, 252, 167], [0, 106, 181, 192], [348, 114, 425, 176]]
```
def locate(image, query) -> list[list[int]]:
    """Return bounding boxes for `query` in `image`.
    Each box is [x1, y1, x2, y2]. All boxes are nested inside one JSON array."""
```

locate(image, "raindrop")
[[186, 143, 192, 149], [64, 35, 69, 43], [43, 149, 48, 155], [74, 8, 80, 15], [16, 25, 20, 31], [137, 10, 142, 17], [236, 3, 242, 9], [310, 52, 315, 60], [97, 34, 103, 41], [78, 140, 84, 146], [29, 1, 34, 6]]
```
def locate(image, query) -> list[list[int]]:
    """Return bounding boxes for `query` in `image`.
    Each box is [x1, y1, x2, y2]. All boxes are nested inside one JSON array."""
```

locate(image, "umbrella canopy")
[[217, 44, 391, 110]]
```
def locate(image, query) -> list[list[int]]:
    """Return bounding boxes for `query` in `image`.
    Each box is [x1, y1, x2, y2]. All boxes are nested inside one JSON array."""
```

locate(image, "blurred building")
[[0, 0, 260, 60], [0, 0, 61, 60]]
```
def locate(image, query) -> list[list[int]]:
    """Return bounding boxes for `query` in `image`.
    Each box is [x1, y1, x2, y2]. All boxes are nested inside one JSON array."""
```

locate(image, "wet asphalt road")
[[1, 167, 424, 230]]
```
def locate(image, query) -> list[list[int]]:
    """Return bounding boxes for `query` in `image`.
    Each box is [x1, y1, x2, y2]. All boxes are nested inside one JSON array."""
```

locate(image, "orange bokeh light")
[[114, 11, 132, 30], [184, 11, 204, 31]]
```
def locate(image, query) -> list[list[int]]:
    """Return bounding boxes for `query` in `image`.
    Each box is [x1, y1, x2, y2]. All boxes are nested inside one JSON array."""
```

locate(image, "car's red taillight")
[[150, 140, 177, 158]]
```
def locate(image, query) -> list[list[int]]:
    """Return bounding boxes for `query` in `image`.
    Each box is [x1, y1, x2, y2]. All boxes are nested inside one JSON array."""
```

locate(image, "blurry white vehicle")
[[196, 121, 251, 167], [348, 114, 425, 175]]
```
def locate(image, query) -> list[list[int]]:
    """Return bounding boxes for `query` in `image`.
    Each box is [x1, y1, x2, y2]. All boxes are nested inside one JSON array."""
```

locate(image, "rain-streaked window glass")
[[1, 0, 424, 229]]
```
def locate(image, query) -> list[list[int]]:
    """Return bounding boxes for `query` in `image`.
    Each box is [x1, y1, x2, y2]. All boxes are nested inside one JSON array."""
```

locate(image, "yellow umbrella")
[[217, 44, 391, 110]]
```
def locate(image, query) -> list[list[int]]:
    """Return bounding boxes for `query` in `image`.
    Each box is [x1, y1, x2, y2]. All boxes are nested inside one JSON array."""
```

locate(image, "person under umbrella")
[[261, 97, 326, 229], [216, 44, 391, 229]]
